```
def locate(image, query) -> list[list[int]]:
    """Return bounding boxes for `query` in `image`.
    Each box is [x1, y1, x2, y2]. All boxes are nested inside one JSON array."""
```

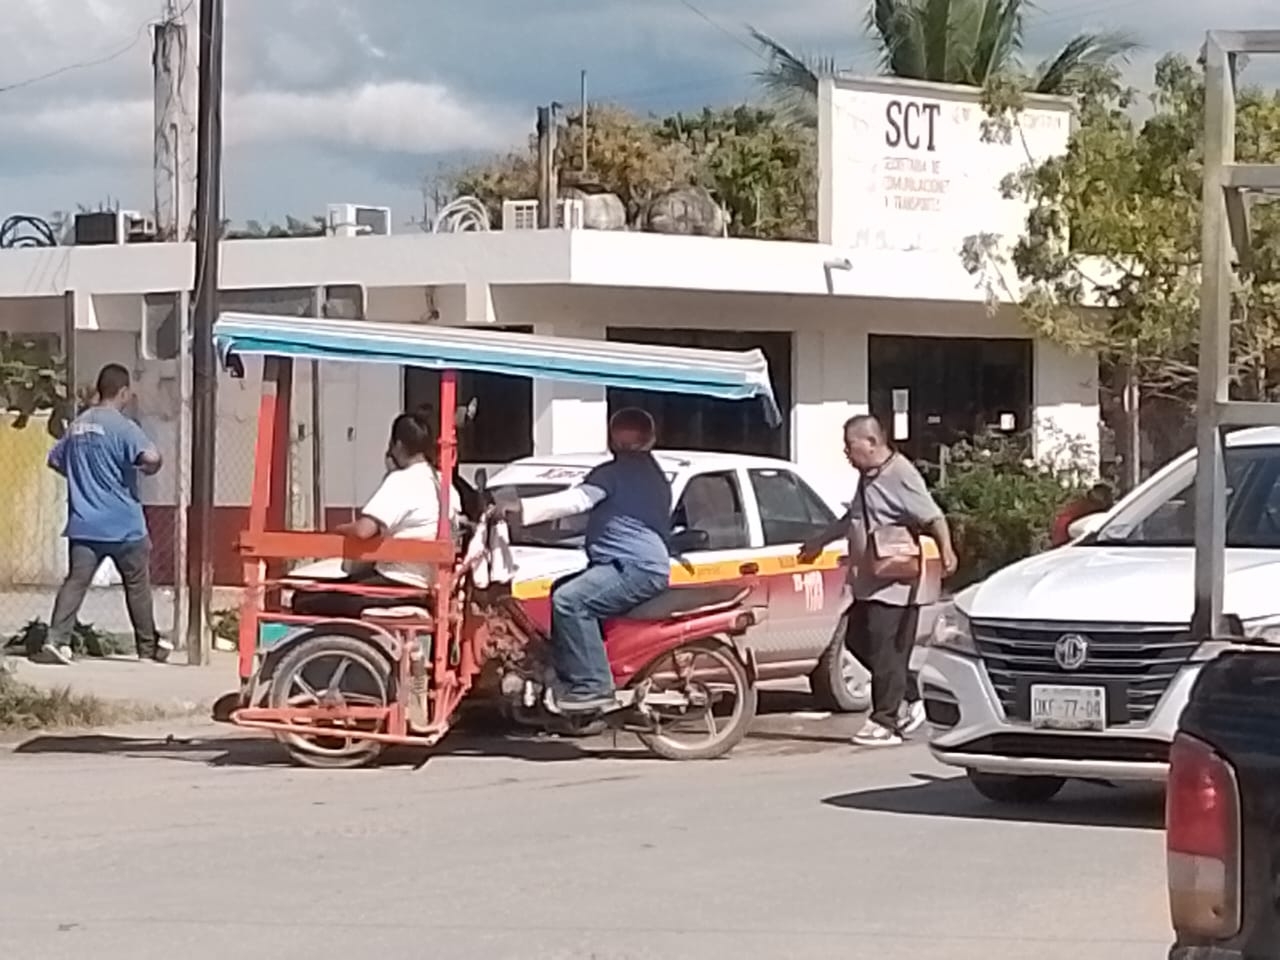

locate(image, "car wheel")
[[810, 635, 872, 713], [967, 771, 1066, 805]]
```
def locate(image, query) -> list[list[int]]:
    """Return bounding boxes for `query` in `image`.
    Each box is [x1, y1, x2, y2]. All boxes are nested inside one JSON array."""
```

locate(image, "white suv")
[[921, 427, 1280, 804]]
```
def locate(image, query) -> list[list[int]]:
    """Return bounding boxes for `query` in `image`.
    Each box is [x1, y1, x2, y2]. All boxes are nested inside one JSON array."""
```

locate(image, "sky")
[[0, 0, 1277, 232]]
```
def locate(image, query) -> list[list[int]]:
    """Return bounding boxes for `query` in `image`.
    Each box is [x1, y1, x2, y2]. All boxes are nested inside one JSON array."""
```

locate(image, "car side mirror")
[[1067, 512, 1107, 540], [670, 528, 710, 553]]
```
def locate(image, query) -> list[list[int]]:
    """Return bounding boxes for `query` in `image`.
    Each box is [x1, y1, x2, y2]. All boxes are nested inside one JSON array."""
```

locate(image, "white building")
[[0, 75, 1095, 590]]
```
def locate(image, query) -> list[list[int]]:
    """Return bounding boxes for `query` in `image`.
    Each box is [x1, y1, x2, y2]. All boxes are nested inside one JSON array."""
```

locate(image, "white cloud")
[[1, 80, 523, 161]]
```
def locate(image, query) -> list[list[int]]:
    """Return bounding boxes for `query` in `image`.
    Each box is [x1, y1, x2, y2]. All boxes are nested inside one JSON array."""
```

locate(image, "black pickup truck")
[[1167, 647, 1280, 959]]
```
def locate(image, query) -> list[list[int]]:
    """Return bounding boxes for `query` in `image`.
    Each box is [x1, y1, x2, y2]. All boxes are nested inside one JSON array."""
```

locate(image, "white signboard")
[[818, 76, 1071, 257]]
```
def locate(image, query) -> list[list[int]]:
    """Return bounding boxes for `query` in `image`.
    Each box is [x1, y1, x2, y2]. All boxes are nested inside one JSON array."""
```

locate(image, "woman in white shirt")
[[292, 409, 462, 619]]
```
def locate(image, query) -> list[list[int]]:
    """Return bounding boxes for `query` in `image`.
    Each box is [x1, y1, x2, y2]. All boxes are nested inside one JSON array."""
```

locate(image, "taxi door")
[[667, 468, 766, 612], [736, 466, 847, 667]]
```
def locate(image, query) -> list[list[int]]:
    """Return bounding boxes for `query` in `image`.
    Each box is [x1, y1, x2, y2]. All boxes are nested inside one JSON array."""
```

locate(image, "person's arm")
[[505, 484, 607, 525], [899, 469, 958, 576], [337, 473, 405, 540], [123, 419, 163, 476], [47, 436, 68, 476], [797, 507, 855, 564]]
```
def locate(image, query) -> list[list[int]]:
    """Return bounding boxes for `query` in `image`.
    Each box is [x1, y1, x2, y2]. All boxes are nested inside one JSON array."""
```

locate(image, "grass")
[[0, 663, 169, 732]]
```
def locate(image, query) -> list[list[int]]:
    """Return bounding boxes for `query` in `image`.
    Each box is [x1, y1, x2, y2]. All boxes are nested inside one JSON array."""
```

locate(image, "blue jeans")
[[549, 561, 669, 698]]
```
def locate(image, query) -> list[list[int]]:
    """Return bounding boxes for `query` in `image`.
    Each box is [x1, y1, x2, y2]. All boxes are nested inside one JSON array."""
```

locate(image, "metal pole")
[[580, 70, 588, 173], [186, 0, 224, 665], [1192, 36, 1234, 639], [310, 286, 326, 530], [536, 106, 552, 229], [62, 290, 77, 412], [174, 290, 191, 655]]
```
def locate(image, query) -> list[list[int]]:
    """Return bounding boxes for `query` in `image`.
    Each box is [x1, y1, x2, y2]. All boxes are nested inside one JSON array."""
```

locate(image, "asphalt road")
[[0, 707, 1171, 960]]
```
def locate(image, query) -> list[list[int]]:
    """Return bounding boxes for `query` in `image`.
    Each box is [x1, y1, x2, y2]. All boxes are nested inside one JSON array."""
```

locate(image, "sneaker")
[[852, 720, 904, 748], [898, 699, 927, 736], [36, 643, 74, 665], [554, 690, 621, 715], [147, 640, 174, 664]]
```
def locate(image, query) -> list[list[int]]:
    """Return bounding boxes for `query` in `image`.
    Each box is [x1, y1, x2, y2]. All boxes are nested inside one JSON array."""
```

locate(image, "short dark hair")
[[609, 407, 656, 451], [843, 414, 886, 443], [390, 407, 436, 458], [96, 364, 131, 400]]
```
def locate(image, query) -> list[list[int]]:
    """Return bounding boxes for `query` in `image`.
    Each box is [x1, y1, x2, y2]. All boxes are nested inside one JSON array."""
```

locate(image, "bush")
[[933, 431, 1095, 589], [3, 619, 133, 658]]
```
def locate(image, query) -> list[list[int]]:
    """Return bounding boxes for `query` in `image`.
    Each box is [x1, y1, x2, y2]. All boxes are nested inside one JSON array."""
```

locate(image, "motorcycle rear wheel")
[[633, 638, 757, 761]]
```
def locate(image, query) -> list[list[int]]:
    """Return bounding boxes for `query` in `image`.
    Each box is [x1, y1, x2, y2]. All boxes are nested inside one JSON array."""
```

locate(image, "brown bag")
[[858, 460, 922, 582]]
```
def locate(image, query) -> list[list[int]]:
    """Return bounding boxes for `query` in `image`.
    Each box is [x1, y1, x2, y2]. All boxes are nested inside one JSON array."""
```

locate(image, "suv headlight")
[[930, 605, 976, 654]]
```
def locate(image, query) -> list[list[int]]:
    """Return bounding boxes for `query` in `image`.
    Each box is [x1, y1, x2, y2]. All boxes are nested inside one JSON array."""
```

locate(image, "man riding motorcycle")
[[492, 408, 671, 713]]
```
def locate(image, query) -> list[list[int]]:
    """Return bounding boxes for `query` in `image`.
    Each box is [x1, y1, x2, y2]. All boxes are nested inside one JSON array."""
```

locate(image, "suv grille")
[[971, 621, 1198, 724]]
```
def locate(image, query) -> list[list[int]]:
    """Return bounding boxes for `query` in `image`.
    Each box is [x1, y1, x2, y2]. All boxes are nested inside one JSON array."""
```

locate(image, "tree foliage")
[[751, 0, 1136, 124], [0, 333, 70, 434], [224, 215, 327, 240], [445, 103, 817, 241], [965, 56, 1280, 416]]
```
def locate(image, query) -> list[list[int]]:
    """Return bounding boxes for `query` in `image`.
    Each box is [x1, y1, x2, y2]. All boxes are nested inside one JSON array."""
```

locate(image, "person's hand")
[[797, 538, 825, 565], [941, 545, 959, 578]]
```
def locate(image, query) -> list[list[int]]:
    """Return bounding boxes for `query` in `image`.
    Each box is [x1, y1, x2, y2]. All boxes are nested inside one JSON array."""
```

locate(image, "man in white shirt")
[[292, 410, 461, 618]]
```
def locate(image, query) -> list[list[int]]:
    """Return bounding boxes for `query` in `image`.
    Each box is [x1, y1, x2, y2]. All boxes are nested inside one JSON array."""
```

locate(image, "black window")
[[673, 471, 750, 550], [749, 469, 836, 546]]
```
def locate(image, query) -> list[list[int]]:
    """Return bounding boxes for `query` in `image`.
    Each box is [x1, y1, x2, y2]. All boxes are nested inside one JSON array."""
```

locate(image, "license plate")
[[1030, 684, 1106, 731]]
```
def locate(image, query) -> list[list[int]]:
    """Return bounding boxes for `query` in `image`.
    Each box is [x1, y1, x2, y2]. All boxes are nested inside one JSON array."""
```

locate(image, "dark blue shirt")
[[583, 453, 672, 576], [48, 406, 152, 543]]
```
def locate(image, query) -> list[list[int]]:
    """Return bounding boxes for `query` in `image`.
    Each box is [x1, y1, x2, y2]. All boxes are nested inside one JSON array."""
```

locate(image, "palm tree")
[[751, 0, 1136, 124]]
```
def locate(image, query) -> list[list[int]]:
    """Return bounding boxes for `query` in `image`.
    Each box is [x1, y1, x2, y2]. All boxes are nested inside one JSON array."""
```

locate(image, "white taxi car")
[[484, 450, 874, 711]]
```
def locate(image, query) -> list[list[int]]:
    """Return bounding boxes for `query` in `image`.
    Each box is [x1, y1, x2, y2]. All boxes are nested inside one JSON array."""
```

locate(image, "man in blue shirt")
[[42, 364, 166, 664], [498, 408, 671, 712]]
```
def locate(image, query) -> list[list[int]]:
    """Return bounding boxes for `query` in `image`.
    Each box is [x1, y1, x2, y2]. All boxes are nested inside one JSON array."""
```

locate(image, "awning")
[[213, 313, 781, 425]]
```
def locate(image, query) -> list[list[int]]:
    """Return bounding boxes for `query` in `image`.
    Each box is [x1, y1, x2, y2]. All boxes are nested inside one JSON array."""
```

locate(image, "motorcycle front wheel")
[[632, 638, 757, 761]]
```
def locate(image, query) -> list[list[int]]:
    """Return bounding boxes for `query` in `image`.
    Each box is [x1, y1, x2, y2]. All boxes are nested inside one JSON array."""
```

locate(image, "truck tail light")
[[1166, 733, 1241, 940]]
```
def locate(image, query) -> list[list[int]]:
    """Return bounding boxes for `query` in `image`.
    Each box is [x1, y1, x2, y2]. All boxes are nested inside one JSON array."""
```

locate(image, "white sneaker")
[[37, 643, 74, 665], [899, 699, 927, 736], [852, 720, 904, 748]]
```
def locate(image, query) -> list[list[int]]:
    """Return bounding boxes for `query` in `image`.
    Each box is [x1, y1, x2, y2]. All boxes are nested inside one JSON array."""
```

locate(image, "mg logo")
[[1054, 633, 1090, 671]]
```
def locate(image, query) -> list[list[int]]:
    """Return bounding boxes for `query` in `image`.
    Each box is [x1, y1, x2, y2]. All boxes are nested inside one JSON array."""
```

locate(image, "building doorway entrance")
[[606, 328, 791, 458], [868, 335, 1032, 466]]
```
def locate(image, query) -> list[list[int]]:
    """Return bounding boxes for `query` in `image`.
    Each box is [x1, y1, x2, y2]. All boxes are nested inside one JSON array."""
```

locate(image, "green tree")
[[224, 215, 327, 240], [962, 56, 1280, 483], [751, 0, 1136, 125], [445, 103, 817, 240], [0, 333, 70, 435]]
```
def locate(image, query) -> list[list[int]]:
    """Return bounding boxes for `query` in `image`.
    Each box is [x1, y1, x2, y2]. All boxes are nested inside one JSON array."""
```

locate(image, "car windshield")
[[490, 483, 589, 548], [1093, 445, 1280, 548]]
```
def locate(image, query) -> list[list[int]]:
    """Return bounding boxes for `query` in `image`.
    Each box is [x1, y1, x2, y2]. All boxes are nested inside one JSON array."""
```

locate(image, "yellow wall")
[[0, 414, 66, 586]]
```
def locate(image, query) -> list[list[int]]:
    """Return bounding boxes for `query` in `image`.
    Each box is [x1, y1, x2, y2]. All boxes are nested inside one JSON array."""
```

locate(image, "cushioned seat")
[[362, 606, 432, 620], [621, 585, 747, 621]]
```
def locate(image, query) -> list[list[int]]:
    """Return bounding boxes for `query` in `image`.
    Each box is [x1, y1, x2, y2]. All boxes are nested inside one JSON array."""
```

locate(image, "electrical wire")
[[432, 197, 491, 233]]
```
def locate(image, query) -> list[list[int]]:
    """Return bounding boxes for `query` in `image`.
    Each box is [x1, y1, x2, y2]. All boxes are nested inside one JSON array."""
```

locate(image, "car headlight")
[[930, 605, 976, 654]]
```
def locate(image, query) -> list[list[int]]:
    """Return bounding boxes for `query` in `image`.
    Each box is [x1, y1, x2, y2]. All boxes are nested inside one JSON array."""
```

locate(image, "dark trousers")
[[291, 570, 426, 620], [50, 539, 159, 657], [846, 600, 920, 733], [549, 562, 669, 698]]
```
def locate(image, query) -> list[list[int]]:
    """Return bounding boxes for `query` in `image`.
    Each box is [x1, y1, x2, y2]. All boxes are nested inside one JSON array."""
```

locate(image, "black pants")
[[291, 570, 426, 620], [846, 600, 920, 733], [49, 539, 159, 657]]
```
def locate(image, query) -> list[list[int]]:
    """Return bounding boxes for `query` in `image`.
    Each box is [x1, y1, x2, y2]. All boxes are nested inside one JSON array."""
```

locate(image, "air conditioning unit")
[[558, 198, 585, 230], [73, 210, 158, 246], [502, 199, 539, 231], [326, 203, 391, 237]]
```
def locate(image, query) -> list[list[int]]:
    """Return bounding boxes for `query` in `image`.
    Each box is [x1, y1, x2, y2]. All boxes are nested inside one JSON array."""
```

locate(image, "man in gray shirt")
[[800, 415, 957, 747]]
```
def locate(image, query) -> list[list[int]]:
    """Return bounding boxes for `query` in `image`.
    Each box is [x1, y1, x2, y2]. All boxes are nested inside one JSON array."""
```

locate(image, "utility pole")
[[579, 70, 589, 173], [151, 4, 197, 241], [186, 0, 224, 665], [536, 104, 559, 229]]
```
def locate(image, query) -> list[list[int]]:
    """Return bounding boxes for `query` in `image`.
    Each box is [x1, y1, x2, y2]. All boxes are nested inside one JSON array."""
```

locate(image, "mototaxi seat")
[[621, 584, 749, 621]]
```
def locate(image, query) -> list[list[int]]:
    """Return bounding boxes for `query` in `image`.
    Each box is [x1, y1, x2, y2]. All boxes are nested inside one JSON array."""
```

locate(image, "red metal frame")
[[231, 361, 481, 747]]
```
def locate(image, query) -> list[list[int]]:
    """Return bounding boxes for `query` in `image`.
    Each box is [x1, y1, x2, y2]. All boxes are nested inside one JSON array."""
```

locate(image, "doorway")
[[606, 328, 791, 458], [403, 326, 534, 464], [868, 335, 1032, 465]]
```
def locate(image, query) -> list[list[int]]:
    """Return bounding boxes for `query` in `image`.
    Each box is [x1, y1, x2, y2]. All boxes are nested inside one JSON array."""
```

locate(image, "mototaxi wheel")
[[632, 638, 757, 761], [267, 633, 393, 770]]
